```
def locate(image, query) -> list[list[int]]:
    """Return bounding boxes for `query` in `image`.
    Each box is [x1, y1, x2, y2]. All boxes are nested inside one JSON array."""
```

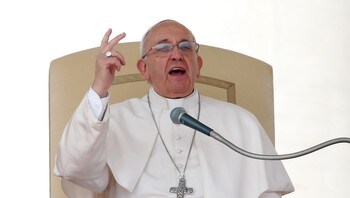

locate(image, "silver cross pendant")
[[169, 177, 194, 198]]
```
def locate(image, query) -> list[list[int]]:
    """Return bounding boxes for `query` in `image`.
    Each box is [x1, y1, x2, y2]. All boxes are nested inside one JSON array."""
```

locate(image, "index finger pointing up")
[[101, 28, 113, 46]]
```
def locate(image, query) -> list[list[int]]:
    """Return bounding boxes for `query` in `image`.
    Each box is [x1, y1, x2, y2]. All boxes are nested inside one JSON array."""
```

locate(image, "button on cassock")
[[176, 149, 183, 154]]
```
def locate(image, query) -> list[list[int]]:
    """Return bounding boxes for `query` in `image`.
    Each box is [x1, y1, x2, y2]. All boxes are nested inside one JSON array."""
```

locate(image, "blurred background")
[[0, 0, 349, 197]]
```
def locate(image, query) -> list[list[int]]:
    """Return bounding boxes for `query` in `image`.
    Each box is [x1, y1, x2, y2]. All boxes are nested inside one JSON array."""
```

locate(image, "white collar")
[[147, 87, 199, 110]]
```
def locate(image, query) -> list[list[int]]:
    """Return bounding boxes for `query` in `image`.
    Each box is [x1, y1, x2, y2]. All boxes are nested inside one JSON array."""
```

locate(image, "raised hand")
[[92, 29, 126, 98]]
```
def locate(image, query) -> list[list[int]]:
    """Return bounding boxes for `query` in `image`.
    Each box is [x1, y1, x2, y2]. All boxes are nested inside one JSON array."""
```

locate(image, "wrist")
[[91, 82, 109, 98]]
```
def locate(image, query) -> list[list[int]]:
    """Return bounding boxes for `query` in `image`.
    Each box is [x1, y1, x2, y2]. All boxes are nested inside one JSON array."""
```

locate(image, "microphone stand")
[[209, 130, 350, 160]]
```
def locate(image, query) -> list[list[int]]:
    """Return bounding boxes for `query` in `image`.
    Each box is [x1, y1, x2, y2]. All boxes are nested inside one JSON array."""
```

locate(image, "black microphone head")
[[170, 107, 187, 124]]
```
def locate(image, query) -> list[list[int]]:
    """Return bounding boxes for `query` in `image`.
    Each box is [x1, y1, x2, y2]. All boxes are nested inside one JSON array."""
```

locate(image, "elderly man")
[[54, 20, 294, 197]]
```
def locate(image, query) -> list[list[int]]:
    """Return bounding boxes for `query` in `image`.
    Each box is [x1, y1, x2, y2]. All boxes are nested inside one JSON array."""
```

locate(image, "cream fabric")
[[54, 88, 294, 197]]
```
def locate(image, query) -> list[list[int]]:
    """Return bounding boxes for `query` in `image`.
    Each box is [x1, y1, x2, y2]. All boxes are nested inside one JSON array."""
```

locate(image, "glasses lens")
[[153, 43, 173, 53], [179, 41, 194, 52]]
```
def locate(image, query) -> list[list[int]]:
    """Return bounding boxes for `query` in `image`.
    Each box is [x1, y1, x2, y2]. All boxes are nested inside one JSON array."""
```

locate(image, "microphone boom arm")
[[210, 130, 350, 160]]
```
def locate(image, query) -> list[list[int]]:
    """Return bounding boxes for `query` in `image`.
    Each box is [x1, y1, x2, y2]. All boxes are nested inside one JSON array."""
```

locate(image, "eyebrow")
[[155, 38, 191, 45], [156, 39, 170, 44]]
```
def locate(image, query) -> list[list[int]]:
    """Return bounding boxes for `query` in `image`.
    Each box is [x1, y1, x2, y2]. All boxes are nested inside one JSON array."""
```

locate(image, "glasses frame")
[[141, 41, 200, 59]]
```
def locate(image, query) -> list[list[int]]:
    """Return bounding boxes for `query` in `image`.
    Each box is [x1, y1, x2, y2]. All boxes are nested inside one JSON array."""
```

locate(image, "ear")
[[137, 59, 150, 80], [196, 55, 203, 77]]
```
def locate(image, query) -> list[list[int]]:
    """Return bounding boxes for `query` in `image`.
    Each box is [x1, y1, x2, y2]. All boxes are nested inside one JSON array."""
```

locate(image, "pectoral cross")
[[169, 177, 194, 198]]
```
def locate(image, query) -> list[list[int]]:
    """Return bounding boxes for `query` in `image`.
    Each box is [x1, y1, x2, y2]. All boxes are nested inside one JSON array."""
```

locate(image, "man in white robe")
[[54, 20, 294, 197]]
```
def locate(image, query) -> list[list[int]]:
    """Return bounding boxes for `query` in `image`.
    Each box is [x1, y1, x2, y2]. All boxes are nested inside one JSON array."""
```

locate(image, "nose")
[[170, 46, 183, 60]]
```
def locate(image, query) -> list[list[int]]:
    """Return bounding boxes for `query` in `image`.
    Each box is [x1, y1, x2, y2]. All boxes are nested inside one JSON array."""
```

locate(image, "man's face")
[[137, 21, 203, 98]]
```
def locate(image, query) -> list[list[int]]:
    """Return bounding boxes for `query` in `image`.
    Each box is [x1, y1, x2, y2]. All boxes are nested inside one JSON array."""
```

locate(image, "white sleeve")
[[54, 94, 111, 193], [259, 192, 282, 198], [87, 87, 109, 121]]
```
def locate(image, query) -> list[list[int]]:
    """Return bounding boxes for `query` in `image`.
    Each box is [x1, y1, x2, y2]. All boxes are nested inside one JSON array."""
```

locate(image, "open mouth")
[[169, 67, 186, 75]]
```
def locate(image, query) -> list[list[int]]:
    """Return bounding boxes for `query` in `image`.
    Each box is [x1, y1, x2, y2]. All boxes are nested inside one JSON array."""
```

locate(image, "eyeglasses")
[[142, 41, 199, 59]]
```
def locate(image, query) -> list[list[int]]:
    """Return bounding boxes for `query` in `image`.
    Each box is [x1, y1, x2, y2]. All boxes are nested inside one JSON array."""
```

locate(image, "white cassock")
[[54, 88, 294, 198]]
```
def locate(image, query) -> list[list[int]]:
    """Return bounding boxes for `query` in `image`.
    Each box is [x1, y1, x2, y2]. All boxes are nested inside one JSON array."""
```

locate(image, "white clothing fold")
[[54, 88, 294, 197]]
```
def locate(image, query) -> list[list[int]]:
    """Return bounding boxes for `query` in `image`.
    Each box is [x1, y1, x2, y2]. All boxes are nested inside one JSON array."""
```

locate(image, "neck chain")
[[147, 91, 201, 197]]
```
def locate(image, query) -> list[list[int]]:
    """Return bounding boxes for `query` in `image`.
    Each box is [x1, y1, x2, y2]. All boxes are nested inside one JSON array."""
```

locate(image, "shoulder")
[[109, 96, 148, 116], [200, 95, 261, 131], [201, 95, 255, 117]]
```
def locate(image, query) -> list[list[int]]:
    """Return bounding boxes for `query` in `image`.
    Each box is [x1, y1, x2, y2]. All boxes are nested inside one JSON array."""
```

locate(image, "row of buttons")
[[175, 134, 184, 169]]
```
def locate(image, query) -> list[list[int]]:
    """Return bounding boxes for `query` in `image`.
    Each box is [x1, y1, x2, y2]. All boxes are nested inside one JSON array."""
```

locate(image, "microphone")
[[170, 107, 350, 160], [170, 107, 213, 136]]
